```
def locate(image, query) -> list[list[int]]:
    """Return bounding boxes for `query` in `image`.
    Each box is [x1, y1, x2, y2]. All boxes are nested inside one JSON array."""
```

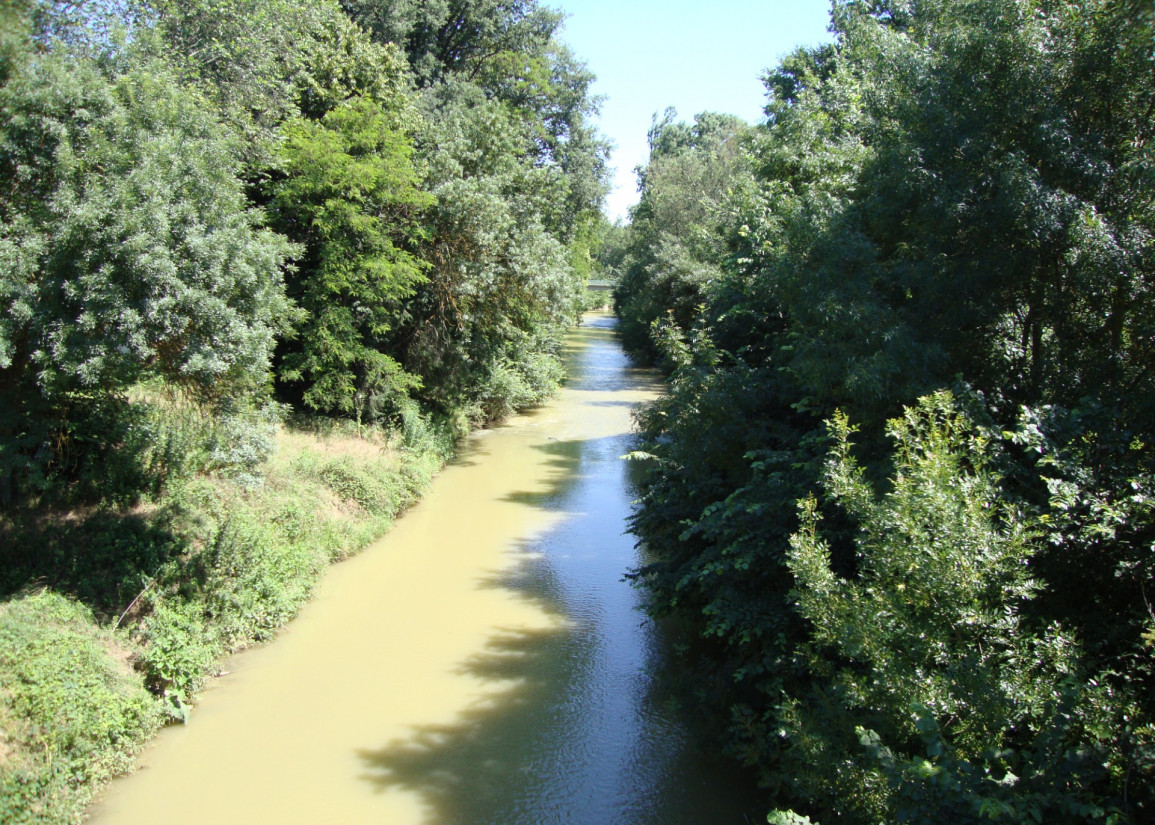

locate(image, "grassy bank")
[[0, 413, 457, 824]]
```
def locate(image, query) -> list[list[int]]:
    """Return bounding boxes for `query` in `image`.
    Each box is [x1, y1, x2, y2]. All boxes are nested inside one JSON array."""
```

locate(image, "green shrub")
[[202, 399, 281, 487], [199, 510, 324, 647], [476, 334, 565, 424], [783, 393, 1128, 823], [316, 456, 408, 514], [0, 591, 161, 824], [134, 596, 220, 723]]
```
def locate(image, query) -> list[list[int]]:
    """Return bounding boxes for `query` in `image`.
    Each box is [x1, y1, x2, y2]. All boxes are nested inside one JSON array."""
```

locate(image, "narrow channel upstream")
[[88, 312, 761, 825]]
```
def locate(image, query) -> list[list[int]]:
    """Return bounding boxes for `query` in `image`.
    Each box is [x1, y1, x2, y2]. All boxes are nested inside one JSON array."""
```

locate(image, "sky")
[[549, 0, 835, 222]]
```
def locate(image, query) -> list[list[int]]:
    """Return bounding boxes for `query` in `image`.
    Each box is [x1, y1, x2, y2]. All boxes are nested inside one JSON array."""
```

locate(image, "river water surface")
[[88, 312, 760, 825]]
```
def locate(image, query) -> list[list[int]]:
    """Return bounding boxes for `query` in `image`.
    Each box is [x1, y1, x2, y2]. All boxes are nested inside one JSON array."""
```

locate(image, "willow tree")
[[0, 42, 294, 501]]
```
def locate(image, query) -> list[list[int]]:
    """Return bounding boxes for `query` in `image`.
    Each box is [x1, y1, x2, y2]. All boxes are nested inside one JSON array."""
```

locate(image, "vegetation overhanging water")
[[86, 313, 763, 825]]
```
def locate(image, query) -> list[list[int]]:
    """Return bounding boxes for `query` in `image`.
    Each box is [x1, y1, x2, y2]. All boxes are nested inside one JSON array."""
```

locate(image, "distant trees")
[[622, 0, 1155, 821], [613, 109, 751, 358]]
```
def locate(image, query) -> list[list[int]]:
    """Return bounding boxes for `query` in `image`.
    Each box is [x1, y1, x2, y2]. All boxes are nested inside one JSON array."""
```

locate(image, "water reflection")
[[357, 317, 761, 825]]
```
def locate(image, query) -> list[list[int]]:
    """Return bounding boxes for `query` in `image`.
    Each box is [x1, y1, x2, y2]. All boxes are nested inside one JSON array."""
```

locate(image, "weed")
[[0, 591, 161, 824]]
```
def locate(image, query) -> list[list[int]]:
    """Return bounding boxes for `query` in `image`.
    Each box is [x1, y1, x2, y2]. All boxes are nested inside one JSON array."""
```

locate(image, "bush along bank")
[[0, 407, 457, 825], [616, 2, 1155, 821]]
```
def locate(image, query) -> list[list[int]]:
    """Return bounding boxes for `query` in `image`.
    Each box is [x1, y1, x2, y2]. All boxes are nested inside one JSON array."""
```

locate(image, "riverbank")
[[0, 411, 457, 825], [84, 311, 766, 825]]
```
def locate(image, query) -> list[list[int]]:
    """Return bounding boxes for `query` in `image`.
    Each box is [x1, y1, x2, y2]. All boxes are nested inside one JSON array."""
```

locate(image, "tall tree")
[[270, 92, 431, 421], [0, 46, 294, 500], [338, 0, 560, 87]]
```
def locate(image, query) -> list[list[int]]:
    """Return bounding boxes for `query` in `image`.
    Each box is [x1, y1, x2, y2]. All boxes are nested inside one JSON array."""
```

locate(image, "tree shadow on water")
[[355, 544, 590, 825], [498, 437, 588, 510], [354, 425, 763, 825], [495, 433, 647, 515], [354, 541, 763, 825]]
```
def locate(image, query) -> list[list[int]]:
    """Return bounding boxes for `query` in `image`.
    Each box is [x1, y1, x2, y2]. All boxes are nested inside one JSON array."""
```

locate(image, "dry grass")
[[99, 635, 138, 675], [0, 703, 13, 769], [275, 423, 396, 461]]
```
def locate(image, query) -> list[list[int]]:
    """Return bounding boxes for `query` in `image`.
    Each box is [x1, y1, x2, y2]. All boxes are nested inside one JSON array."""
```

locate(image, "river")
[[88, 312, 762, 825]]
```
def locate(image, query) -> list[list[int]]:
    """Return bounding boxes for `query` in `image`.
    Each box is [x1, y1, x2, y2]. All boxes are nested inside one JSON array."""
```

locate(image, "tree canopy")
[[620, 1, 1155, 821], [0, 0, 608, 497]]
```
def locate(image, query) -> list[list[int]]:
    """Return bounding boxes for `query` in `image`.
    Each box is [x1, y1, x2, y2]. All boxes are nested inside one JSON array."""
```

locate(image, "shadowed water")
[[88, 312, 762, 825]]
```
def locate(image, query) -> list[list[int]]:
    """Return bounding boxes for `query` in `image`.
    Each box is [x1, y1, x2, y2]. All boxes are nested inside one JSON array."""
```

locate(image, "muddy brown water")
[[87, 312, 762, 825]]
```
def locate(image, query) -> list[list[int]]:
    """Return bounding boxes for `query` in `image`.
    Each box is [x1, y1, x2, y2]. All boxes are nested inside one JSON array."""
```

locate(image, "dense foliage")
[[0, 592, 161, 825], [613, 108, 752, 359], [1, 0, 608, 505], [621, 1, 1155, 822]]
